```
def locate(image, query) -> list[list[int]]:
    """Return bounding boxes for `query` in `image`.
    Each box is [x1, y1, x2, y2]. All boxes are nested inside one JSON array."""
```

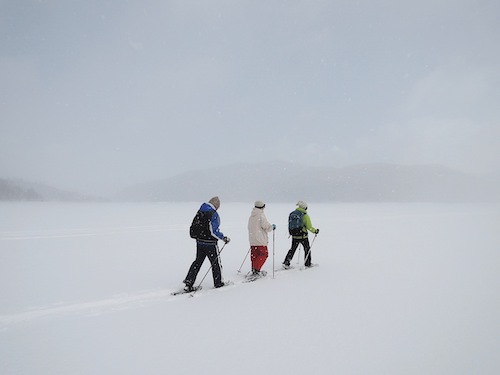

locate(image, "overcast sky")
[[1, 0, 499, 195]]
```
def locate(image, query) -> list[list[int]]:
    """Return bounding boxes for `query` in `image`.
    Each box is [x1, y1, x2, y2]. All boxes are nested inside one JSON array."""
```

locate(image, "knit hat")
[[208, 196, 220, 210], [254, 200, 266, 209], [297, 200, 308, 210]]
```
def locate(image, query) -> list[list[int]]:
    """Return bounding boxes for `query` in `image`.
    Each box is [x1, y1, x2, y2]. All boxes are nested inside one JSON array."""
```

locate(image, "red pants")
[[250, 246, 268, 271]]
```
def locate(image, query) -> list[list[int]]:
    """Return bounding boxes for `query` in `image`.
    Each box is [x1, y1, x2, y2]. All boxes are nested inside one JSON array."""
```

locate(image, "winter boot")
[[183, 283, 195, 292]]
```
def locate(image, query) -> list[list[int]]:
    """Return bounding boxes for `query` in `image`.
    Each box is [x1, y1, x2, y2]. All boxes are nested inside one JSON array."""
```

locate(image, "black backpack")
[[189, 209, 214, 239], [288, 209, 305, 236]]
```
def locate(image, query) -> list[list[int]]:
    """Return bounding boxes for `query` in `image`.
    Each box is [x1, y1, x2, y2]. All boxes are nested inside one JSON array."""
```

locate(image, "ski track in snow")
[[0, 289, 173, 331], [0, 287, 209, 331], [0, 273, 282, 331]]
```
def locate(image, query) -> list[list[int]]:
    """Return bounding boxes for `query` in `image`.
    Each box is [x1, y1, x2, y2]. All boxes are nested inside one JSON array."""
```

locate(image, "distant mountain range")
[[0, 179, 98, 202], [2, 163, 498, 203], [114, 162, 500, 203]]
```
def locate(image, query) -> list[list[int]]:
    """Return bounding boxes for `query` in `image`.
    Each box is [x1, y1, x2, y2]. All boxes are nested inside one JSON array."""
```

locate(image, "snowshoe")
[[171, 285, 202, 296], [244, 269, 267, 282]]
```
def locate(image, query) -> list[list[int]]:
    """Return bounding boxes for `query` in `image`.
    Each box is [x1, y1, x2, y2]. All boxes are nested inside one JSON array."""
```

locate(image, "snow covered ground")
[[1, 201, 499, 374]]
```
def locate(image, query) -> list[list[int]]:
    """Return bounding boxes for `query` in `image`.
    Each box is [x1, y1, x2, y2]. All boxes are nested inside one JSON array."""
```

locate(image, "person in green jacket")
[[283, 201, 319, 269]]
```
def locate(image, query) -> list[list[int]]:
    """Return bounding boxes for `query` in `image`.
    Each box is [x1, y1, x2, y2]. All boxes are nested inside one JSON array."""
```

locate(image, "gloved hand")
[[315, 229, 320, 234], [272, 224, 276, 230], [223, 236, 231, 244]]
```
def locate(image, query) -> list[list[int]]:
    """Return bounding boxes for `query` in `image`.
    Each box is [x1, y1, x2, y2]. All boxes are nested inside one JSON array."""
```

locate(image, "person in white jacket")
[[247, 200, 275, 278]]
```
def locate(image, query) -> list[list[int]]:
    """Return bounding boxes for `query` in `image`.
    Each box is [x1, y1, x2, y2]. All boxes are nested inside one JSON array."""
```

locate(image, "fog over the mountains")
[[113, 162, 500, 203], [2, 162, 498, 203]]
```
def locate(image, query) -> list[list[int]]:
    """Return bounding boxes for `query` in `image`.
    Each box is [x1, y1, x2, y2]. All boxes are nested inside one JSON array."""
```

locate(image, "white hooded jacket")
[[248, 207, 273, 246]]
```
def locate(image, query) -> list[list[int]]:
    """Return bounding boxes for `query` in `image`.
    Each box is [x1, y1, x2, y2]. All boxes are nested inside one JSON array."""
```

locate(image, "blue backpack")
[[288, 209, 305, 236]]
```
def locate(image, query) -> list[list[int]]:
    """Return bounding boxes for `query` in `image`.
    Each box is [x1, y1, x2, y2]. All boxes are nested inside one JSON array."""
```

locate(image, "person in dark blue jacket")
[[183, 196, 230, 292]]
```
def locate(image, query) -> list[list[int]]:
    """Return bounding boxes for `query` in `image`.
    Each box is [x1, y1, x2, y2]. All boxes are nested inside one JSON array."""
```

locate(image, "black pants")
[[184, 242, 223, 287], [284, 237, 311, 267]]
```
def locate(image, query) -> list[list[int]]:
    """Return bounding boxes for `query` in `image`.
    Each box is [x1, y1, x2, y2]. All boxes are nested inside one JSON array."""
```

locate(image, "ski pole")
[[311, 233, 317, 247], [299, 243, 305, 265], [194, 242, 227, 292], [272, 228, 275, 279], [237, 247, 251, 273], [304, 233, 317, 266]]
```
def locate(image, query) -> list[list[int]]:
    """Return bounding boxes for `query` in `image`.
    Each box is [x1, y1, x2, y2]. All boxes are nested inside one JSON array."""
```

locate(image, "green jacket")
[[293, 207, 317, 239]]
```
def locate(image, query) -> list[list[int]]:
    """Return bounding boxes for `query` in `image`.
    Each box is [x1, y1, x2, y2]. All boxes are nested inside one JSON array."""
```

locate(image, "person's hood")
[[250, 207, 263, 217], [200, 202, 216, 212]]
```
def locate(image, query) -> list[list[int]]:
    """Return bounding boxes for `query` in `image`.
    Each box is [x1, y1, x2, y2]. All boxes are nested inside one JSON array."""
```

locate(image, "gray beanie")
[[297, 200, 308, 210], [254, 200, 266, 209], [208, 196, 220, 210]]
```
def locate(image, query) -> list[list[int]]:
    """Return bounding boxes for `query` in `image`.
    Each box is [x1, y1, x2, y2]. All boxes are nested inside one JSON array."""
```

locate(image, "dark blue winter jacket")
[[197, 202, 225, 243]]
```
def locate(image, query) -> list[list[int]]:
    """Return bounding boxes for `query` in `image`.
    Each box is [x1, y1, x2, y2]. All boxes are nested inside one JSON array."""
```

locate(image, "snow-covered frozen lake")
[[1, 201, 499, 374]]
